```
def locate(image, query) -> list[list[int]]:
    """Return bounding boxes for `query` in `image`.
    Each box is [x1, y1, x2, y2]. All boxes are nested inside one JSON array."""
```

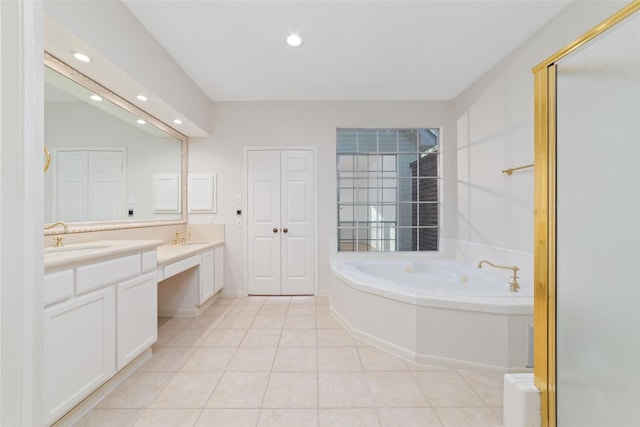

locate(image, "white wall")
[[452, 0, 627, 277], [189, 101, 455, 294]]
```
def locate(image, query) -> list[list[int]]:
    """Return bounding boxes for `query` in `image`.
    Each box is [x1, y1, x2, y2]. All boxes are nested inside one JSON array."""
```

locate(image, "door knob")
[[273, 227, 278, 233], [283, 228, 288, 234]]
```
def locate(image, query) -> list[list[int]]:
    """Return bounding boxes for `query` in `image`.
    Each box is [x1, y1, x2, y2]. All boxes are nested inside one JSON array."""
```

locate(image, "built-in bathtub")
[[330, 258, 534, 374]]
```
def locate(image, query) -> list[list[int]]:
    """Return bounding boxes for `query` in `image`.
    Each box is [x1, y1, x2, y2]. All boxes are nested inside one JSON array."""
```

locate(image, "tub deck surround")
[[332, 259, 533, 314], [44, 239, 163, 271], [330, 258, 534, 374]]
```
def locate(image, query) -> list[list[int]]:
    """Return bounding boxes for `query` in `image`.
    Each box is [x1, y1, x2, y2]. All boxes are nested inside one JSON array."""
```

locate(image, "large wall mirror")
[[44, 52, 187, 234]]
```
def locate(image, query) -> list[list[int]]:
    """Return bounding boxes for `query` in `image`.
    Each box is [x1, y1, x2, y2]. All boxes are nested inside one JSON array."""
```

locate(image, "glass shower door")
[[555, 11, 640, 426]]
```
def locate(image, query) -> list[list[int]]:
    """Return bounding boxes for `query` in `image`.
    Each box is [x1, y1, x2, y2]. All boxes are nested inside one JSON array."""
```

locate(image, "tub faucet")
[[478, 260, 520, 292]]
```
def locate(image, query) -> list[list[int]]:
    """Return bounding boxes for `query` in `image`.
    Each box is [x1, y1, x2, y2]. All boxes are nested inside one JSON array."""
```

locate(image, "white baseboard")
[[220, 289, 247, 298], [51, 348, 152, 427]]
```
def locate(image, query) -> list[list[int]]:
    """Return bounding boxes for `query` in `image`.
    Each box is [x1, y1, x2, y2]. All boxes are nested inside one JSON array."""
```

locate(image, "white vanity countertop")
[[44, 240, 163, 271], [156, 240, 225, 266]]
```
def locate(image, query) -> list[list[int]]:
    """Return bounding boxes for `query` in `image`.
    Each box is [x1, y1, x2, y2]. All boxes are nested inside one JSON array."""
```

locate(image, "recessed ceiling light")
[[136, 94, 148, 101], [173, 119, 182, 125], [73, 52, 91, 63], [286, 34, 302, 47], [136, 119, 146, 125], [89, 94, 102, 102]]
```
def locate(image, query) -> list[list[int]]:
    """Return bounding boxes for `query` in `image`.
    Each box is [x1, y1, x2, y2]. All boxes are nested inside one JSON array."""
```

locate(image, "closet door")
[[56, 151, 89, 222], [55, 149, 124, 221], [88, 150, 124, 221], [248, 150, 282, 295], [247, 149, 314, 295], [280, 150, 314, 295]]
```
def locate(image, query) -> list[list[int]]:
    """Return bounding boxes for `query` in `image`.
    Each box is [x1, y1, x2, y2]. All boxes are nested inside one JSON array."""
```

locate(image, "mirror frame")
[[43, 52, 188, 235]]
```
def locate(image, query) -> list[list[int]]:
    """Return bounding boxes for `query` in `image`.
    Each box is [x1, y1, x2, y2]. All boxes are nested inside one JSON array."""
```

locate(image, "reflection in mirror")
[[44, 53, 187, 233]]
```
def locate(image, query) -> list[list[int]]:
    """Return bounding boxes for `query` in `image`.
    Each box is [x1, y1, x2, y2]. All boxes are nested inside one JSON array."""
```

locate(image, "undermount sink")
[[180, 241, 210, 246], [44, 244, 112, 254]]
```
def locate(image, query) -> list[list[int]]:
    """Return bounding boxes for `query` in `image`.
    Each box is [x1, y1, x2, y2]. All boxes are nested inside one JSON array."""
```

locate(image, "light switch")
[[235, 194, 242, 204], [235, 218, 242, 228]]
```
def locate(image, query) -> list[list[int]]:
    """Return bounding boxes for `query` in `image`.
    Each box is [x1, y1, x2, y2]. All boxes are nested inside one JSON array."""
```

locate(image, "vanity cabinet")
[[214, 246, 224, 294], [117, 271, 157, 370], [43, 246, 159, 425], [200, 249, 215, 304], [200, 247, 224, 303], [157, 242, 225, 317], [43, 286, 116, 424]]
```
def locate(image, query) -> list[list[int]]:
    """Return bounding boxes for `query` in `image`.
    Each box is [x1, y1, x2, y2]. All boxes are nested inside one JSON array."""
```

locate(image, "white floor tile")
[[76, 297, 504, 427]]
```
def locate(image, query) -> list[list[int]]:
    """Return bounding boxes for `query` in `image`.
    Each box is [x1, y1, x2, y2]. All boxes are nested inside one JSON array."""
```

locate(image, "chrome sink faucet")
[[478, 260, 520, 292]]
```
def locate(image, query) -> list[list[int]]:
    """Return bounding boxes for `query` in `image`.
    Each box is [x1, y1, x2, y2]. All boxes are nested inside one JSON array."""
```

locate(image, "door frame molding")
[[243, 146, 319, 296], [532, 3, 640, 426]]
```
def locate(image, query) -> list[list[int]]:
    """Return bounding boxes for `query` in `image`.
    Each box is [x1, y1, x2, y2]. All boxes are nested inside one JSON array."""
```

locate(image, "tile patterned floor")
[[76, 296, 503, 426]]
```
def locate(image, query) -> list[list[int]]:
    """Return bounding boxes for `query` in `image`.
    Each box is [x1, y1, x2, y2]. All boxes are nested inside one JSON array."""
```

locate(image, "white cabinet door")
[[117, 272, 157, 370], [214, 246, 224, 294], [247, 150, 315, 295], [200, 249, 215, 304], [43, 286, 116, 424]]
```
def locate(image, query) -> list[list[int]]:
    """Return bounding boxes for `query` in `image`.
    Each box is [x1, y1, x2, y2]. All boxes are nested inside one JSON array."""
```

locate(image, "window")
[[337, 128, 439, 252]]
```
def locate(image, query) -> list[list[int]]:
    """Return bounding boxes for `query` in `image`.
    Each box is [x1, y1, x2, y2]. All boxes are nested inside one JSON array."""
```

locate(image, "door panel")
[[89, 151, 124, 221], [253, 181, 277, 222], [248, 151, 281, 295], [56, 149, 124, 222], [286, 181, 308, 221], [57, 151, 88, 221], [248, 149, 315, 295], [281, 150, 314, 294]]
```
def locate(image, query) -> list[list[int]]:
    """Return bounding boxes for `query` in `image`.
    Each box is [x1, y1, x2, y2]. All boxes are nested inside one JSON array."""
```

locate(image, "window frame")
[[336, 127, 442, 252]]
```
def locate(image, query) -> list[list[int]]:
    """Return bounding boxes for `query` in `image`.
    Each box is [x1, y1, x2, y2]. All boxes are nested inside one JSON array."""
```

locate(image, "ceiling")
[[123, 0, 570, 102]]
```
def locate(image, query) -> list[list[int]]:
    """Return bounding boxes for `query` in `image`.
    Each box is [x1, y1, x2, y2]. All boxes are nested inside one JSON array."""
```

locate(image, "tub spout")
[[478, 260, 520, 292]]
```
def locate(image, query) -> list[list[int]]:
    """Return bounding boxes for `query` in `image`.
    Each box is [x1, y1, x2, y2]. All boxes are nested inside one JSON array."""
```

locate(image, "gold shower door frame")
[[532, 2, 640, 426]]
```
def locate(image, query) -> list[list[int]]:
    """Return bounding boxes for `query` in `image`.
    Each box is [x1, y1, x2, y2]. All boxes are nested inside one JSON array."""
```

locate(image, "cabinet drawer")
[[44, 270, 74, 306], [76, 254, 140, 294], [162, 254, 200, 280]]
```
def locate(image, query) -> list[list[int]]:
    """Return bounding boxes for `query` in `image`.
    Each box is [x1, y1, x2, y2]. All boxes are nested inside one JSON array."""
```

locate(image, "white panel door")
[[56, 149, 124, 221], [281, 150, 314, 294], [88, 150, 124, 221], [56, 151, 88, 222], [248, 150, 282, 295], [247, 150, 314, 295]]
